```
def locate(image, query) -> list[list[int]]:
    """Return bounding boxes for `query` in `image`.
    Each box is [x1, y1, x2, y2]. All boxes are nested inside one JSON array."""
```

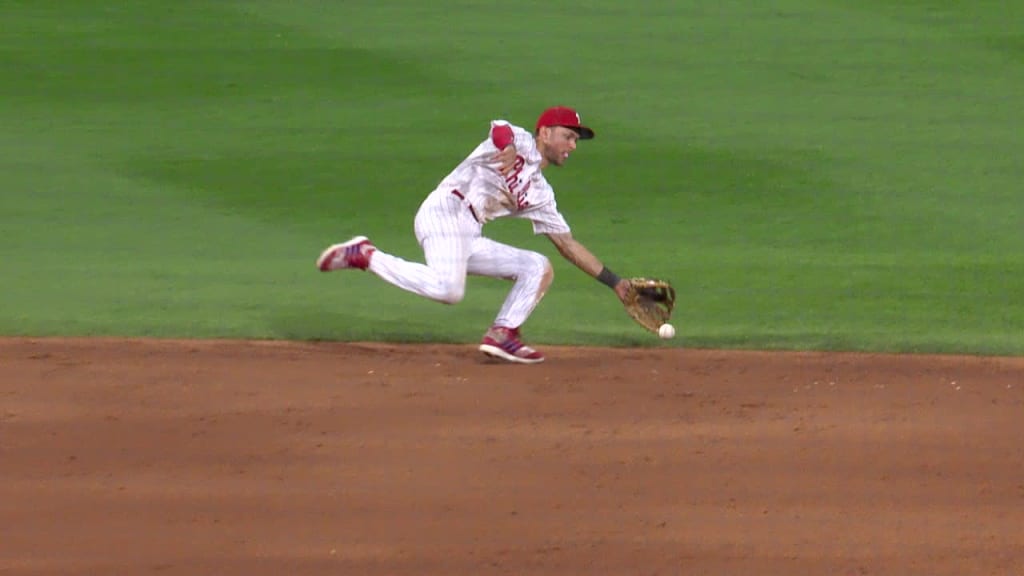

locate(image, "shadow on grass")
[[266, 307, 470, 344], [264, 306, 669, 348]]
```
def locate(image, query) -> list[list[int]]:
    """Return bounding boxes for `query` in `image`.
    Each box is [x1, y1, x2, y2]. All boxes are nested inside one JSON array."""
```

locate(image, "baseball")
[[658, 323, 675, 339]]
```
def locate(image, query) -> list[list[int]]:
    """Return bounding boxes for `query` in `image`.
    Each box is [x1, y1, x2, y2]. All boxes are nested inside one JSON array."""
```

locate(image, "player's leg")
[[367, 234, 469, 304], [468, 239, 554, 327], [317, 192, 475, 304], [468, 238, 553, 364]]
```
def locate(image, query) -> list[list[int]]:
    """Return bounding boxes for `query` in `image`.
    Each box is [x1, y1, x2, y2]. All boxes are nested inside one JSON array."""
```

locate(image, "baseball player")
[[317, 106, 631, 364]]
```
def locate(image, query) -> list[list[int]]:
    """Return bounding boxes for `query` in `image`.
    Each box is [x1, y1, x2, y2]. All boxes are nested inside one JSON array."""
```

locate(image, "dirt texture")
[[2, 338, 1023, 575]]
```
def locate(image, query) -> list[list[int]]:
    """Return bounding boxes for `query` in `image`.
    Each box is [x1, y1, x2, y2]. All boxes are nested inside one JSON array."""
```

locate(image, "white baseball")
[[658, 323, 675, 339]]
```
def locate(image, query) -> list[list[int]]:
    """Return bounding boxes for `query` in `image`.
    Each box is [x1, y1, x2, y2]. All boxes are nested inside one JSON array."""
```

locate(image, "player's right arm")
[[489, 121, 517, 175]]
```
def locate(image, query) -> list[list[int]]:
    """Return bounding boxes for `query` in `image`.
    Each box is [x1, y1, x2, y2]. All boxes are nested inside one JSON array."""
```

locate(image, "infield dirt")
[[2, 338, 1022, 575]]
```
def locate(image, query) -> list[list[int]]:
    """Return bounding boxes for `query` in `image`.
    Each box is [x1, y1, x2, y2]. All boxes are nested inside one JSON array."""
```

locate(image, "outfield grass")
[[2, 1, 1022, 354]]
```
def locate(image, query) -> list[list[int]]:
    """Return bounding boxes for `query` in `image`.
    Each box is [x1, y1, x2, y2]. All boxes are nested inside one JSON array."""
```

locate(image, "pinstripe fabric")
[[367, 189, 550, 326], [465, 237, 550, 328]]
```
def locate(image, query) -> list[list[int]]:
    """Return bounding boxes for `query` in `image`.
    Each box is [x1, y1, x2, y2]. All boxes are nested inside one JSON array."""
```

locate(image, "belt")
[[451, 190, 482, 223]]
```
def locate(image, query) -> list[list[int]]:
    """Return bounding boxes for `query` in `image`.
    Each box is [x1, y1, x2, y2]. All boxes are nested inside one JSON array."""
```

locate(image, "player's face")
[[539, 126, 579, 167]]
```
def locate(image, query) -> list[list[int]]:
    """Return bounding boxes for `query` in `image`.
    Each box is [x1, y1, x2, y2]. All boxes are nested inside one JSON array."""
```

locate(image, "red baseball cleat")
[[317, 236, 376, 271], [479, 326, 545, 364]]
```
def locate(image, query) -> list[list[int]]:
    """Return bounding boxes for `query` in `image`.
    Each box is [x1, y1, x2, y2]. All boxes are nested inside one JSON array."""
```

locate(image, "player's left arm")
[[546, 232, 630, 301]]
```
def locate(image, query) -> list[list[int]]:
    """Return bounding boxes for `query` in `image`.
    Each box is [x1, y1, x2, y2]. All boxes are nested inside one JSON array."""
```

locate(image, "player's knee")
[[538, 257, 554, 292], [436, 280, 466, 305], [524, 252, 553, 288]]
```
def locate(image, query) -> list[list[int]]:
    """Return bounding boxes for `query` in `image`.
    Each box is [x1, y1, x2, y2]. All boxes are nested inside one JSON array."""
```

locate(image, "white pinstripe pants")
[[367, 189, 552, 329]]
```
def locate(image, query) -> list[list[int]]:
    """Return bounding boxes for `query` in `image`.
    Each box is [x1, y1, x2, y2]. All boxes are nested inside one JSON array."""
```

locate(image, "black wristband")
[[596, 266, 621, 289]]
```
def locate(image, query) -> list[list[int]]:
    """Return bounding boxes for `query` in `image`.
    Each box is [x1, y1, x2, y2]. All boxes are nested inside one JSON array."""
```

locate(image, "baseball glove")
[[622, 278, 676, 333]]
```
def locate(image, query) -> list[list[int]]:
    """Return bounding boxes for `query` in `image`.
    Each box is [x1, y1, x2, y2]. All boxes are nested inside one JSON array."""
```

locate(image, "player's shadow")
[[265, 306, 478, 344], [265, 307, 662, 348]]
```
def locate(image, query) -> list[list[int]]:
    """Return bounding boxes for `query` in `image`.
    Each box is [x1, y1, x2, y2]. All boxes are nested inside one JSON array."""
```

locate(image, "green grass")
[[2, 1, 1022, 354]]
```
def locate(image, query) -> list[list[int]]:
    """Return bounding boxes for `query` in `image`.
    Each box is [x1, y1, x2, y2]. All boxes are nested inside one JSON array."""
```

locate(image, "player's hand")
[[490, 144, 517, 175], [613, 280, 631, 303]]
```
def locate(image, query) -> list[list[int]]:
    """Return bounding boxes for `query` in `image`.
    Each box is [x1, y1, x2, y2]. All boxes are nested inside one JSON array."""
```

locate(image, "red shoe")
[[479, 326, 545, 364], [317, 236, 376, 271]]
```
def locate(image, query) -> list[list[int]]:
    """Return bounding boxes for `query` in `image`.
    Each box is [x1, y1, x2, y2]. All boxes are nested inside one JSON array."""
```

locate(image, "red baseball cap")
[[536, 106, 595, 139]]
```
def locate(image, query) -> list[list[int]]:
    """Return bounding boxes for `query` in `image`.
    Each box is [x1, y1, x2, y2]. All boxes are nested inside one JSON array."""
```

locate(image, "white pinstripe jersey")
[[434, 120, 571, 235]]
